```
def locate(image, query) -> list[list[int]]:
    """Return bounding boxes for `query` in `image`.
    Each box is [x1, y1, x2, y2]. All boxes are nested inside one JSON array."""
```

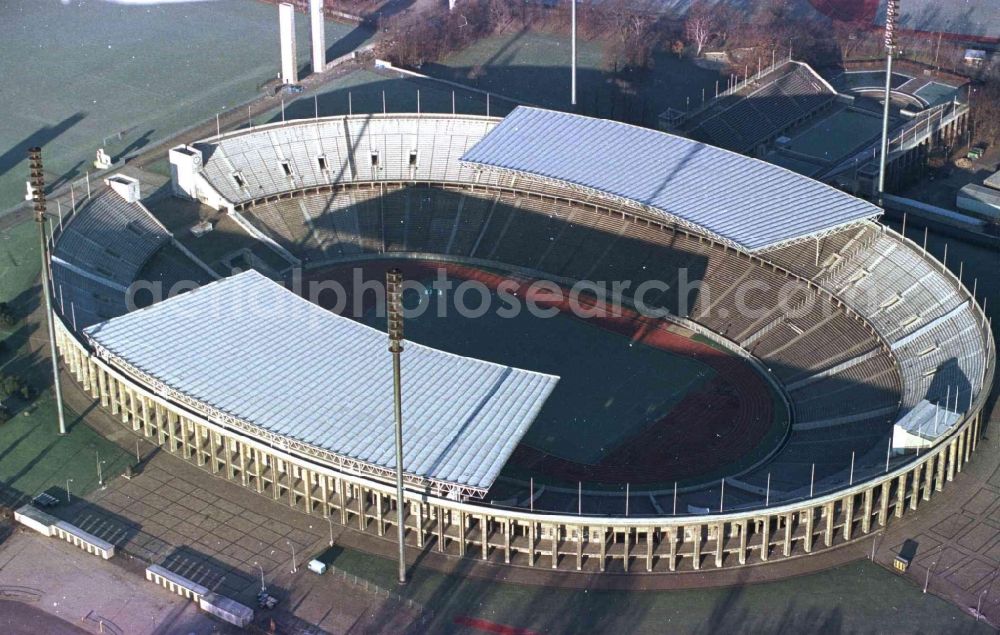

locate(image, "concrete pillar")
[[357, 486, 365, 531], [647, 529, 654, 572], [141, 398, 151, 438], [255, 449, 265, 494], [309, 0, 325, 74], [878, 481, 890, 526], [580, 527, 586, 571], [909, 464, 921, 510], [458, 511, 466, 556], [971, 414, 980, 453], [481, 515, 489, 561], [804, 508, 815, 553], [239, 441, 249, 486], [413, 502, 422, 548], [98, 368, 109, 407], [947, 439, 957, 481], [862, 487, 873, 534], [117, 382, 128, 422], [224, 437, 235, 480], [738, 520, 748, 565], [957, 431, 966, 473], [824, 502, 834, 547], [302, 469, 313, 513], [128, 391, 139, 430], [375, 492, 384, 536], [166, 411, 178, 453], [598, 526, 606, 572], [936, 448, 946, 491], [923, 458, 933, 501], [760, 517, 770, 562], [691, 525, 701, 570], [843, 495, 854, 541], [551, 524, 558, 569], [895, 474, 906, 518], [963, 424, 972, 463], [783, 514, 793, 557], [623, 529, 630, 573], [155, 404, 166, 445], [528, 522, 535, 567], [88, 361, 99, 398], [279, 3, 298, 84], [209, 431, 221, 473], [668, 526, 677, 571], [714, 523, 724, 568], [437, 507, 446, 553], [504, 521, 511, 564]]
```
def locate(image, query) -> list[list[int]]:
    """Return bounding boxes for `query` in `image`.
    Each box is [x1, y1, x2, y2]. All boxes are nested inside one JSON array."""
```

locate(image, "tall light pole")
[[96, 450, 105, 489], [387, 268, 407, 585], [287, 539, 297, 574], [877, 0, 900, 203], [254, 561, 266, 593], [66, 478, 73, 504], [570, 0, 577, 106], [28, 148, 67, 436]]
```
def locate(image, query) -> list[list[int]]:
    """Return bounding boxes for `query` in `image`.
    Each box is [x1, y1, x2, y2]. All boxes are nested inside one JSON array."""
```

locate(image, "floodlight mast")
[[386, 268, 407, 584], [571, 0, 577, 106], [28, 148, 67, 436], [877, 0, 900, 204]]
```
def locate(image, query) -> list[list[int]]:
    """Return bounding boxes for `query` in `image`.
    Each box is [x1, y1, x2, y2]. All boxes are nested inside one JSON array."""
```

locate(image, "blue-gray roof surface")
[[461, 107, 882, 251], [83, 271, 558, 494]]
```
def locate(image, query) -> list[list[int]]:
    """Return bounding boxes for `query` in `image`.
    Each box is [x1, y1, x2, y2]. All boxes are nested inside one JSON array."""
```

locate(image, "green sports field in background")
[[0, 0, 372, 212]]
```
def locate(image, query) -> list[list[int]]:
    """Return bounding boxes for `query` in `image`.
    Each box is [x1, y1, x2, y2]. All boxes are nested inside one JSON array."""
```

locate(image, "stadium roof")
[[83, 271, 558, 497], [461, 107, 882, 252]]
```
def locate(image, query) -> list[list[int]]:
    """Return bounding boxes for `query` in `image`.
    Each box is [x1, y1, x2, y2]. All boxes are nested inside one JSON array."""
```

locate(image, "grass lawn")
[[0, 220, 40, 308], [0, 394, 131, 507], [0, 0, 373, 212], [329, 547, 994, 634]]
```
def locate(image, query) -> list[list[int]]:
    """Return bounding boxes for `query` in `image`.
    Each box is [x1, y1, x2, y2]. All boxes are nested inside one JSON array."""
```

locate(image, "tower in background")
[[310, 0, 326, 74], [279, 2, 298, 84]]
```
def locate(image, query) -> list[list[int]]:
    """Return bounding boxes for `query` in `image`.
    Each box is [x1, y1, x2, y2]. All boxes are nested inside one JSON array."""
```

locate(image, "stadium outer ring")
[[47, 217, 994, 575]]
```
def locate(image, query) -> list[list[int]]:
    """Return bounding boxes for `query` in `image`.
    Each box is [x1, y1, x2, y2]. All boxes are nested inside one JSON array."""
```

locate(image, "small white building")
[[963, 49, 986, 67], [984, 168, 1000, 191], [957, 183, 1000, 221]]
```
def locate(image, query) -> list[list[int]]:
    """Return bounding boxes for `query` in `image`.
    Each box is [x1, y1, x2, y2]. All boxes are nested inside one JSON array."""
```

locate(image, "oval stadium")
[[46, 106, 994, 573]]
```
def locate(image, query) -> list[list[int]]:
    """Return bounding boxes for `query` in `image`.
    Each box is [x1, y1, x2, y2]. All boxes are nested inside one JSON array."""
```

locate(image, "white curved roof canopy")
[[461, 107, 883, 252], [83, 271, 558, 497]]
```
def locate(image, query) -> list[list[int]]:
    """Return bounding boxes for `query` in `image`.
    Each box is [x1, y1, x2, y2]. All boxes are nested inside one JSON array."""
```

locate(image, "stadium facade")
[[46, 108, 994, 573]]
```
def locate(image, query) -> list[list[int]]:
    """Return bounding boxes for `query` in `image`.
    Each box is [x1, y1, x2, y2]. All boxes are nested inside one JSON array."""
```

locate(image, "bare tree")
[[971, 71, 1000, 148], [685, 0, 716, 57]]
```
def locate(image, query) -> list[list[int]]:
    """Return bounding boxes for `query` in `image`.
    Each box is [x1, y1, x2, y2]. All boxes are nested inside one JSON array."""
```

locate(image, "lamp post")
[[924, 545, 942, 593], [387, 268, 407, 585], [27, 148, 67, 436], [570, 0, 577, 106], [287, 539, 297, 574], [254, 561, 266, 593], [96, 450, 106, 489], [66, 478, 73, 504], [877, 0, 900, 203]]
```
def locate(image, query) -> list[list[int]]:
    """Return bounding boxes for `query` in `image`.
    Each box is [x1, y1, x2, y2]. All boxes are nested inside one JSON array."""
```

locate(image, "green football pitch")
[[359, 272, 717, 465], [784, 107, 888, 162]]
